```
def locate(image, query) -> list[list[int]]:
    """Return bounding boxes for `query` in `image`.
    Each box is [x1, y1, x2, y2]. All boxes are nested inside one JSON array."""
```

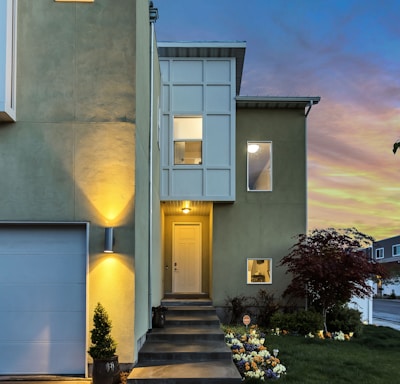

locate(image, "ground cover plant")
[[223, 325, 400, 383]]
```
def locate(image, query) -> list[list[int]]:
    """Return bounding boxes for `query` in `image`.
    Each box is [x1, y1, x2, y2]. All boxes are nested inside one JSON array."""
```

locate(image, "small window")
[[392, 244, 400, 257], [247, 141, 272, 191], [55, 1, 94, 2], [173, 116, 202, 165], [375, 248, 384, 260], [247, 258, 272, 284]]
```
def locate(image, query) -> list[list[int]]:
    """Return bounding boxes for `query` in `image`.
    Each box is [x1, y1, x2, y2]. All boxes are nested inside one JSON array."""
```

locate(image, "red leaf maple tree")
[[280, 227, 388, 332]]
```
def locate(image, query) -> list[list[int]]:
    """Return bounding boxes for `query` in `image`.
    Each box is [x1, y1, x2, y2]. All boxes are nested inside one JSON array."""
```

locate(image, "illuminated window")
[[173, 116, 202, 165], [247, 141, 272, 191], [375, 248, 384, 259], [392, 244, 400, 257], [247, 258, 272, 284]]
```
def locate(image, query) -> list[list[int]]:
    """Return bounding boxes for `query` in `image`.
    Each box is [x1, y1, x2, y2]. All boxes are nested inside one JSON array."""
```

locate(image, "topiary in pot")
[[88, 303, 120, 384]]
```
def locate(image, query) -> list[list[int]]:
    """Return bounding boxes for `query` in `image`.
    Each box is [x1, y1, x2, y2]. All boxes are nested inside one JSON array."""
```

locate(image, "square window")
[[392, 244, 400, 257], [375, 248, 384, 259], [247, 141, 272, 191], [247, 258, 272, 284]]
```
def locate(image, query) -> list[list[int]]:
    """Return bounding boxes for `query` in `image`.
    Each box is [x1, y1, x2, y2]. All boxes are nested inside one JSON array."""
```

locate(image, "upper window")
[[55, 1, 94, 2], [173, 116, 202, 165], [247, 141, 272, 191], [392, 244, 400, 257], [375, 248, 384, 260]]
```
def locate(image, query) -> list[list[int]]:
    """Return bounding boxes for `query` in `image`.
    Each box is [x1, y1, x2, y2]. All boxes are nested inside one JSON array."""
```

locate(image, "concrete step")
[[128, 360, 242, 384], [130, 299, 241, 384], [147, 325, 225, 342], [165, 313, 220, 327], [138, 340, 233, 362], [166, 306, 216, 316], [161, 299, 212, 307]]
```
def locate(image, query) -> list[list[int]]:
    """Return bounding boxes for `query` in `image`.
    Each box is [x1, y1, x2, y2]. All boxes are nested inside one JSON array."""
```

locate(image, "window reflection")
[[247, 142, 272, 191], [247, 258, 272, 284]]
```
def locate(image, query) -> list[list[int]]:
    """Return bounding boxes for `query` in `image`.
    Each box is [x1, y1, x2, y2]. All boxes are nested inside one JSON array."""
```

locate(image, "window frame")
[[392, 244, 400, 257], [375, 248, 384, 260], [173, 115, 203, 166], [247, 141, 272, 192], [246, 258, 272, 285]]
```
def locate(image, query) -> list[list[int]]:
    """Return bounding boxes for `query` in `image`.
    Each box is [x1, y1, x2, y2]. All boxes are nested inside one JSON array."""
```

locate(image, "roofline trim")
[[236, 96, 321, 104]]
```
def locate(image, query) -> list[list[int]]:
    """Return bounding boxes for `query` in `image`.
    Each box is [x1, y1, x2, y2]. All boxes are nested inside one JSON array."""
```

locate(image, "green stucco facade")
[[212, 108, 307, 307], [0, 0, 161, 366]]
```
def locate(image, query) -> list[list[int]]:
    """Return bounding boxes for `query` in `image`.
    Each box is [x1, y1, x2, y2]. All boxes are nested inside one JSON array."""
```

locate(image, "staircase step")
[[166, 306, 216, 315], [148, 326, 225, 342], [138, 340, 232, 362], [131, 299, 241, 384], [161, 299, 212, 307], [165, 314, 220, 327], [129, 360, 242, 384]]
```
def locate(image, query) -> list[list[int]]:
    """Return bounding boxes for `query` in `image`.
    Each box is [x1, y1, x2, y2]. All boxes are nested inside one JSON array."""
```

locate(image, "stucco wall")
[[0, 0, 140, 366], [212, 108, 307, 308]]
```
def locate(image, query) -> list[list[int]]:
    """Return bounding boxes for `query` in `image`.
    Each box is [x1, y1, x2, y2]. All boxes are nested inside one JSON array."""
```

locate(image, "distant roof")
[[236, 96, 321, 114], [157, 41, 246, 95]]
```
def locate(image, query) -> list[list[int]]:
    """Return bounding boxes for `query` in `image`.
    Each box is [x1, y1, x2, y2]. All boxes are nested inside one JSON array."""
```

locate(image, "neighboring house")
[[0, 0, 319, 376], [372, 235, 400, 297]]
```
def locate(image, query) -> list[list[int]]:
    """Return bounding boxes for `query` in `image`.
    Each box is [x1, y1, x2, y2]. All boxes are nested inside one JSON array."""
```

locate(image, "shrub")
[[271, 309, 324, 335], [326, 305, 363, 335], [252, 289, 280, 328], [88, 302, 117, 359], [225, 294, 252, 324]]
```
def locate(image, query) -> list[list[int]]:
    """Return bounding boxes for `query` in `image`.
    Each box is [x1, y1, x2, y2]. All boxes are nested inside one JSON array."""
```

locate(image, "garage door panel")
[[1, 341, 86, 374], [1, 311, 85, 342], [0, 224, 87, 375], [0, 226, 86, 254], [0, 283, 85, 311], [0, 253, 86, 283]]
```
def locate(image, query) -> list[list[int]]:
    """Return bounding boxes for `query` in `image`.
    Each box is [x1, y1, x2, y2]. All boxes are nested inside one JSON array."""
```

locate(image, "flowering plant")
[[225, 326, 286, 380]]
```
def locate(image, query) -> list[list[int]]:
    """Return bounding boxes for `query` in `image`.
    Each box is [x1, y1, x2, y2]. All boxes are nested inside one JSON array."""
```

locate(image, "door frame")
[[172, 222, 202, 293]]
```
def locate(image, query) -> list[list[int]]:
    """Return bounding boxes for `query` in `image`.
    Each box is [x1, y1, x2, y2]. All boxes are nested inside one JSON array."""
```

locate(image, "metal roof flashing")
[[236, 96, 321, 115], [157, 41, 246, 95]]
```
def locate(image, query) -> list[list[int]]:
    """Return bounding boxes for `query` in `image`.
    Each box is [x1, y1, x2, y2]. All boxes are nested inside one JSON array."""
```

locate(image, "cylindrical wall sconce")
[[104, 227, 114, 253]]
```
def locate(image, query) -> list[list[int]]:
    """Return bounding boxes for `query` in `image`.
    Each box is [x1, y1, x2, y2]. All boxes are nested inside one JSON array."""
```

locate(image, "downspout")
[[304, 101, 311, 311], [305, 100, 313, 117], [148, 1, 158, 331]]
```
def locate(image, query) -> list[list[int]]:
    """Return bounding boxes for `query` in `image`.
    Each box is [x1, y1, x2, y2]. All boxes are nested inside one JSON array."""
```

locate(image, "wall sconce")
[[182, 207, 191, 214], [104, 227, 114, 253]]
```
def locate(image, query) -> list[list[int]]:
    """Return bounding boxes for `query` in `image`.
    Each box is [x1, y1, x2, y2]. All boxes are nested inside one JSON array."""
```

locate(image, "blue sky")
[[155, 0, 400, 239]]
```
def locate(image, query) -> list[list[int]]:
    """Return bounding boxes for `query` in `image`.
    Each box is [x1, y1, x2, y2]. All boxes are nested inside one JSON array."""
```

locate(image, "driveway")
[[373, 298, 400, 331]]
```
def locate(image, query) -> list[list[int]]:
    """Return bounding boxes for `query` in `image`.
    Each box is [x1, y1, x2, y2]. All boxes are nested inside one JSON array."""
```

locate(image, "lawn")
[[224, 325, 400, 383]]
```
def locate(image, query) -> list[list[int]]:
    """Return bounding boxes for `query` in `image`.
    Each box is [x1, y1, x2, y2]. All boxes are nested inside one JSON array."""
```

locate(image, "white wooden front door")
[[172, 223, 202, 293]]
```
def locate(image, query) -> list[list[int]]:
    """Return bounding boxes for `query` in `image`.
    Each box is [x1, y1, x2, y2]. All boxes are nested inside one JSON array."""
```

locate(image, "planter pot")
[[92, 355, 120, 384], [152, 306, 167, 328]]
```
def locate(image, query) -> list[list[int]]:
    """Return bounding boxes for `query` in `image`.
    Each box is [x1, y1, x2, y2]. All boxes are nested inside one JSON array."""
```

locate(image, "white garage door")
[[0, 224, 87, 375]]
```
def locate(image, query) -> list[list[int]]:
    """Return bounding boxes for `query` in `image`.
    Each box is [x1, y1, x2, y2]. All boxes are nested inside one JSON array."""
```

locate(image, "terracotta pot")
[[92, 355, 120, 384]]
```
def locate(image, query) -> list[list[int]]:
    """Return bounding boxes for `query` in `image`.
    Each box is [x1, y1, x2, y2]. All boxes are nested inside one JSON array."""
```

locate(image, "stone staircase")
[[128, 295, 242, 384]]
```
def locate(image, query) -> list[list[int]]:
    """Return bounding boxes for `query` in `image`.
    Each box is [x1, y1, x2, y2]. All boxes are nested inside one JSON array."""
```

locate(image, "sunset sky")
[[155, 0, 400, 240]]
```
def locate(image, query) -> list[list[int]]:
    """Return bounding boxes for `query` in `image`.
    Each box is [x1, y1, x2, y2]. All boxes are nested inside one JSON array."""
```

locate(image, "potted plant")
[[88, 303, 120, 384], [152, 305, 168, 328]]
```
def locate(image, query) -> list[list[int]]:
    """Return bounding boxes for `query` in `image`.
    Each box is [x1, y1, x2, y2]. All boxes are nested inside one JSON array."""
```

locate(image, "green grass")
[[223, 325, 400, 383]]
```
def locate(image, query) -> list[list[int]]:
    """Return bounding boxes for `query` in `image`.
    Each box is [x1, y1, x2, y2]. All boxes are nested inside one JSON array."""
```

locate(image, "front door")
[[172, 223, 202, 293]]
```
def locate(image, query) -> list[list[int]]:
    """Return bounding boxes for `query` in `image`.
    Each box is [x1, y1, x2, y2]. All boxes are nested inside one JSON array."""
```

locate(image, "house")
[[371, 235, 400, 297], [0, 0, 320, 376]]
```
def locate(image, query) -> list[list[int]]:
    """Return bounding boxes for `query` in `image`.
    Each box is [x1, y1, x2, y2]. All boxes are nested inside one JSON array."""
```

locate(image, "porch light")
[[182, 207, 191, 214], [149, 1, 158, 22], [104, 227, 114, 253]]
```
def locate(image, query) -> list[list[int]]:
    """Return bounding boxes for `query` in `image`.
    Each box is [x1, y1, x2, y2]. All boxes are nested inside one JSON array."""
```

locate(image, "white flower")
[[273, 364, 287, 374]]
